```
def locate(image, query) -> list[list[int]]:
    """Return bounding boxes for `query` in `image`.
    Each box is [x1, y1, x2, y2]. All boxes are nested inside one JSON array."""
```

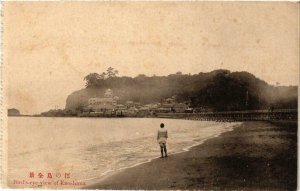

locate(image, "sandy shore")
[[86, 121, 297, 190]]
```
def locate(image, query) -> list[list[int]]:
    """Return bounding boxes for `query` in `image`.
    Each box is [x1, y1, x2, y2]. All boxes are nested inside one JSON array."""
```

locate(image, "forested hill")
[[65, 70, 297, 111]]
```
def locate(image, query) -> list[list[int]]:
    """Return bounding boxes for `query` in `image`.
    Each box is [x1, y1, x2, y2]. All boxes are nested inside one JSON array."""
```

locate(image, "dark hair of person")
[[160, 123, 164, 128]]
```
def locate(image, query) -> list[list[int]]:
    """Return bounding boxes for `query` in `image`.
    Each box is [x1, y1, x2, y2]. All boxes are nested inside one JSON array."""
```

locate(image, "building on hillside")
[[125, 101, 134, 108], [104, 89, 113, 98], [144, 103, 160, 111], [127, 107, 138, 116], [185, 108, 194, 113], [134, 102, 142, 108], [157, 107, 172, 113], [157, 103, 173, 113], [163, 95, 176, 104], [157, 96, 177, 113], [138, 106, 151, 116], [115, 104, 127, 116], [88, 89, 117, 113], [173, 103, 189, 113], [115, 104, 126, 110]]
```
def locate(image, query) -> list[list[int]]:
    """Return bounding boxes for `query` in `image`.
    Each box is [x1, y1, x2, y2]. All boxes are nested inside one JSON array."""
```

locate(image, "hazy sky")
[[4, 2, 299, 114]]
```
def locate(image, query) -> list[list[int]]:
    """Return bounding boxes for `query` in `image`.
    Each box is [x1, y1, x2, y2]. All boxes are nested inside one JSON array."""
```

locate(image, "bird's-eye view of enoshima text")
[[3, 2, 298, 191]]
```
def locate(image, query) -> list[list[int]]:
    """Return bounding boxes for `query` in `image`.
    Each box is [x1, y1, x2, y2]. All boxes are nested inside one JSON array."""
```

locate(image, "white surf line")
[[81, 122, 242, 187], [172, 122, 241, 154]]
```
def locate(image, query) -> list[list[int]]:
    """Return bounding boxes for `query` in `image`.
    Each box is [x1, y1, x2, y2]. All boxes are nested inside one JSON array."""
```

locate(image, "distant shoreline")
[[8, 109, 298, 122]]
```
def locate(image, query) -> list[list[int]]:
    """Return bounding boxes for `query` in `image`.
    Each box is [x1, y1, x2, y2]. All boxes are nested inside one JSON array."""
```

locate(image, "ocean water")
[[7, 117, 240, 188]]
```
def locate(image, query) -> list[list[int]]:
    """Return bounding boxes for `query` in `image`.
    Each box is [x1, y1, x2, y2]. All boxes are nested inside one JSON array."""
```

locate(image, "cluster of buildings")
[[82, 89, 193, 117]]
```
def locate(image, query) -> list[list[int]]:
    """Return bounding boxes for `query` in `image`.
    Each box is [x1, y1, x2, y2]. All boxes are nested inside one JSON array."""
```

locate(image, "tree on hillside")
[[84, 73, 100, 87], [84, 67, 119, 87], [75, 69, 297, 111], [136, 74, 147, 78], [99, 72, 106, 79], [106, 67, 119, 78]]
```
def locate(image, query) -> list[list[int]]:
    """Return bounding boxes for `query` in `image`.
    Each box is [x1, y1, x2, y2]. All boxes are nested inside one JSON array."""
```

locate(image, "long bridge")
[[156, 109, 298, 122]]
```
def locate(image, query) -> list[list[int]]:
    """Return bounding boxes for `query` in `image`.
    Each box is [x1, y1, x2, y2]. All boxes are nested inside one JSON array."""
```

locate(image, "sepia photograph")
[[1, 1, 299, 190]]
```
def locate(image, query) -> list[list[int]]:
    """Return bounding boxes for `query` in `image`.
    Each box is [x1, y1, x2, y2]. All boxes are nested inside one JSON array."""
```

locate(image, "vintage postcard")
[[1, 1, 299, 190]]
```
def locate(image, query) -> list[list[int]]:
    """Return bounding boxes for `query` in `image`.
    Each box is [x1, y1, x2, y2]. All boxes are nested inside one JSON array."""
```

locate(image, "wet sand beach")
[[86, 121, 297, 190]]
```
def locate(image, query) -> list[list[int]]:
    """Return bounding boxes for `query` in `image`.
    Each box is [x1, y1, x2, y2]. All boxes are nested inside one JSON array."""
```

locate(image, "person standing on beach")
[[157, 123, 168, 158]]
